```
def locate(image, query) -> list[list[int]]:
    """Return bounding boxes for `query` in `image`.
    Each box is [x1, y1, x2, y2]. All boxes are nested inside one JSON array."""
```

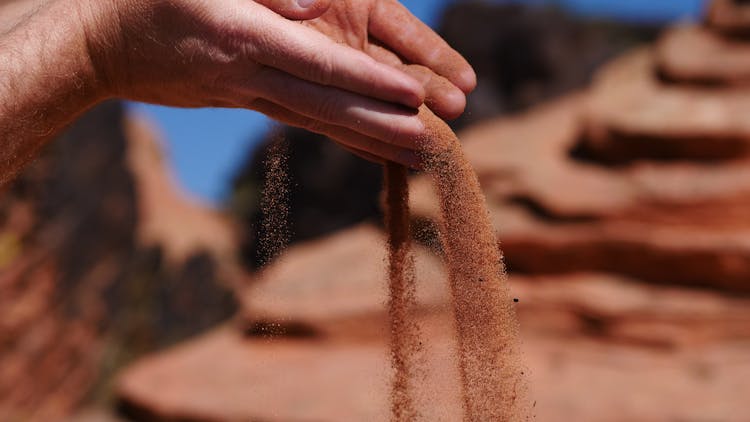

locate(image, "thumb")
[[254, 0, 331, 20]]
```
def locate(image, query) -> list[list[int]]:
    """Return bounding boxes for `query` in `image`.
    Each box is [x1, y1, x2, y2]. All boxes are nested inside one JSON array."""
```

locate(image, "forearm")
[[0, 0, 104, 186]]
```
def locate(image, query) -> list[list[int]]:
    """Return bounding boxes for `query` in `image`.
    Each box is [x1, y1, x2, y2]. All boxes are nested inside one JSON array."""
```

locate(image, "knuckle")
[[315, 95, 342, 123], [388, 118, 423, 147], [303, 118, 326, 135], [387, 121, 404, 146], [424, 47, 444, 67], [308, 49, 334, 86]]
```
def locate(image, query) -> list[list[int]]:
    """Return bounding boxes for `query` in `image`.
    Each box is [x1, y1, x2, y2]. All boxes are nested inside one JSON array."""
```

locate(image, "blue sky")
[[129, 0, 704, 206]]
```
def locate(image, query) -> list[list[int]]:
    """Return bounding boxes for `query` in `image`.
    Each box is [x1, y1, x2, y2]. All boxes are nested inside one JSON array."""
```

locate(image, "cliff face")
[[0, 102, 238, 421]]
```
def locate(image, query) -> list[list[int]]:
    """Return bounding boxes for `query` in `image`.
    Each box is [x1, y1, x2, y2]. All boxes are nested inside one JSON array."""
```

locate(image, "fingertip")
[[404, 80, 426, 109], [456, 67, 477, 94], [429, 86, 466, 121], [300, 0, 331, 19], [386, 67, 425, 109], [405, 115, 426, 140]]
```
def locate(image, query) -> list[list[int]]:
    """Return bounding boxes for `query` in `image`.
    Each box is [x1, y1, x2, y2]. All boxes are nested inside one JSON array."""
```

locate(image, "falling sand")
[[258, 110, 530, 419], [383, 162, 423, 421], [383, 106, 531, 421], [258, 136, 291, 267]]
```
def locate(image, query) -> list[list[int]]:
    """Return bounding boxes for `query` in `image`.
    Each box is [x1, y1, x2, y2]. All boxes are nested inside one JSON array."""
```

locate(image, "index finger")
[[369, 0, 477, 93], [245, 3, 425, 108]]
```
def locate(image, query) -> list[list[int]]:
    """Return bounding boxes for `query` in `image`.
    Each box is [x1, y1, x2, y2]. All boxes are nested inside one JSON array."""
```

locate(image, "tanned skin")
[[0, 0, 476, 186]]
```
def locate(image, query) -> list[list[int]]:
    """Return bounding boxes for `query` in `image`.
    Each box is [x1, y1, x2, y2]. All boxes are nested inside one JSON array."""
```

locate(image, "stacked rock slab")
[[410, 96, 750, 291], [657, 24, 750, 85], [660, 0, 750, 85], [583, 48, 750, 162], [585, 0, 750, 164]]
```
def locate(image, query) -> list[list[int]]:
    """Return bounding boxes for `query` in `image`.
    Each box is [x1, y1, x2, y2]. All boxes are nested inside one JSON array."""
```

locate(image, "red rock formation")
[[116, 226, 750, 421], [116, 324, 750, 422], [406, 96, 750, 291], [0, 103, 239, 421], [124, 116, 238, 270], [240, 225, 450, 339], [113, 3, 750, 421], [115, 91, 750, 421], [584, 48, 750, 162]]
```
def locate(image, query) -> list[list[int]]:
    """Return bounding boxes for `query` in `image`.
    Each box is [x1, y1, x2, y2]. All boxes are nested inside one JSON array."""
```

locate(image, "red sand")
[[261, 108, 530, 419], [258, 136, 291, 266], [384, 106, 531, 421], [383, 162, 424, 421]]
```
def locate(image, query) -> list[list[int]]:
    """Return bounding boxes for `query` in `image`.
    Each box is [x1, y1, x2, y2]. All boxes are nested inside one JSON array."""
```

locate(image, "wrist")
[[0, 0, 111, 184], [74, 0, 124, 101], [0, 0, 108, 125]]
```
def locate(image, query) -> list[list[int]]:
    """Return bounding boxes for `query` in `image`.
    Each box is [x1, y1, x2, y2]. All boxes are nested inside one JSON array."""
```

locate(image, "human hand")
[[304, 0, 476, 118], [82, 0, 432, 166], [253, 0, 477, 166]]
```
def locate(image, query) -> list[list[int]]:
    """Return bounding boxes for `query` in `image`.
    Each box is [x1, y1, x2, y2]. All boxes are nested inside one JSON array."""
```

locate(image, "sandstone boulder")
[[241, 224, 450, 339], [584, 48, 750, 162]]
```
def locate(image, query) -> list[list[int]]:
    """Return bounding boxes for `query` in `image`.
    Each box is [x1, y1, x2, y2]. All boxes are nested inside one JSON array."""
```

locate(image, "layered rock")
[[117, 92, 750, 421], [239, 225, 451, 339], [114, 2, 750, 421], [583, 48, 750, 162], [116, 225, 750, 421], [0, 103, 238, 421], [657, 24, 750, 85], [409, 97, 750, 291]]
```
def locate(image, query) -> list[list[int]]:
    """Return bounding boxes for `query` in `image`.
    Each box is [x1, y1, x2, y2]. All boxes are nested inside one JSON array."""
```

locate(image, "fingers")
[[249, 99, 421, 168], [248, 67, 423, 149], [369, 0, 477, 93], [401, 64, 466, 120], [253, 0, 331, 21], [368, 44, 466, 120], [364, 41, 404, 67], [244, 4, 425, 108]]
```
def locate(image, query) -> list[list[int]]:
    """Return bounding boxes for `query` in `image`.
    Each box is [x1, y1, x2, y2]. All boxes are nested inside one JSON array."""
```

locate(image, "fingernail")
[[297, 0, 316, 7]]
